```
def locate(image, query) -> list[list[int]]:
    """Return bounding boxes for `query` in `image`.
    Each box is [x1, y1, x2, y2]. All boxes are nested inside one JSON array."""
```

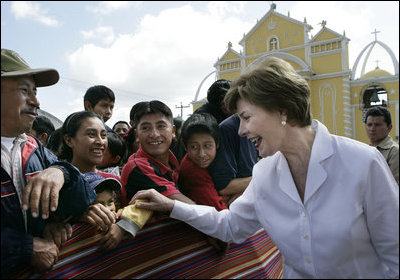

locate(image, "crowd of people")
[[1, 48, 398, 279]]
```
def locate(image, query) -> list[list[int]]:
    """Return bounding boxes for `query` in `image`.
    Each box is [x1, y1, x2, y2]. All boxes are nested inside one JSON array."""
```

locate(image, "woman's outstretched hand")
[[129, 189, 175, 213]]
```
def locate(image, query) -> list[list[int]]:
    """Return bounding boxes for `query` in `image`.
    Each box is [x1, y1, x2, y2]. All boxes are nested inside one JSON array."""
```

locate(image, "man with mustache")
[[1, 49, 96, 276]]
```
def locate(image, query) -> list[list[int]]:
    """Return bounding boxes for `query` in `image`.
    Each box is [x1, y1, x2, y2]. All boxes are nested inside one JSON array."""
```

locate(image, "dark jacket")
[[1, 135, 96, 277], [194, 102, 228, 124]]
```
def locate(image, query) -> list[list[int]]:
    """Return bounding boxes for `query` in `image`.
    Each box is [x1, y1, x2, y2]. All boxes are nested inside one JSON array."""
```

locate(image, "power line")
[[175, 102, 190, 119], [57, 76, 194, 118], [60, 76, 163, 100]]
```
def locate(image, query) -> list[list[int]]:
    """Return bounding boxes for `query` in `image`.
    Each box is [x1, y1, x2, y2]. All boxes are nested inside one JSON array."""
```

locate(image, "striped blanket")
[[14, 218, 282, 279]]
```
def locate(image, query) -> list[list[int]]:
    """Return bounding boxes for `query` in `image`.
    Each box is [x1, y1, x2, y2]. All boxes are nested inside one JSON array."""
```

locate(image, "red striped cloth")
[[14, 218, 282, 279]]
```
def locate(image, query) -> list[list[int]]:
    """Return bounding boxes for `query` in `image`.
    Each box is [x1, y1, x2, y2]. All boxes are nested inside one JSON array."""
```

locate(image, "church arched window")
[[267, 36, 279, 52]]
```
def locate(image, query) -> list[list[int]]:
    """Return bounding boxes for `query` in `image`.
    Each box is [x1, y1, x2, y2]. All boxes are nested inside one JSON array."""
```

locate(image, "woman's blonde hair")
[[224, 56, 312, 127]]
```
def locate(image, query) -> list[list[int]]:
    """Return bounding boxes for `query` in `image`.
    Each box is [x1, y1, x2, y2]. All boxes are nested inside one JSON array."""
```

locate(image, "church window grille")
[[267, 36, 279, 52], [270, 38, 277, 50]]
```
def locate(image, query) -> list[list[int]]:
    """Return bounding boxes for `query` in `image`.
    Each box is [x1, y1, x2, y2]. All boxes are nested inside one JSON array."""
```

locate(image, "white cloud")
[[290, 2, 374, 40], [81, 26, 115, 45], [68, 4, 254, 122], [207, 1, 246, 17], [291, 1, 398, 77], [11, 1, 59, 27], [288, 1, 380, 72], [65, 2, 398, 124], [88, 1, 140, 15]]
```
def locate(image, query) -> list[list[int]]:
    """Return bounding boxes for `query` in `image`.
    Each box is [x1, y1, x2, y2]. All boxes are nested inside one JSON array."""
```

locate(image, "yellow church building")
[[193, 4, 399, 144]]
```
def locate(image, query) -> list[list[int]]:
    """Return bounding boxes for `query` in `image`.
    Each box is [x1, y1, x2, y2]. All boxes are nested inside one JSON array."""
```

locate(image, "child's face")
[[95, 189, 116, 213], [98, 148, 119, 168], [135, 113, 175, 162], [114, 123, 129, 138], [92, 98, 114, 123], [185, 133, 217, 169]]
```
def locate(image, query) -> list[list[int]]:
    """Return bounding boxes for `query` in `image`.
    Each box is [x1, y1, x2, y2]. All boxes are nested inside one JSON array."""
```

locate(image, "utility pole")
[[175, 102, 190, 119]]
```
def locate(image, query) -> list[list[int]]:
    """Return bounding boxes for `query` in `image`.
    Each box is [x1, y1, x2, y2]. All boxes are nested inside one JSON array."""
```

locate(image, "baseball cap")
[[84, 172, 122, 193], [1, 49, 59, 87]]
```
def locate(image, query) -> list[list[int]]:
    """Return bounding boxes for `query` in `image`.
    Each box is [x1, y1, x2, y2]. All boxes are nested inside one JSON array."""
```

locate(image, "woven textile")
[[14, 218, 282, 279]]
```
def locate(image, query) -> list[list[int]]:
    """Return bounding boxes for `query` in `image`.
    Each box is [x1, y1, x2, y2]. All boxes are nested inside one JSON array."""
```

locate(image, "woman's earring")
[[281, 120, 286, 126]]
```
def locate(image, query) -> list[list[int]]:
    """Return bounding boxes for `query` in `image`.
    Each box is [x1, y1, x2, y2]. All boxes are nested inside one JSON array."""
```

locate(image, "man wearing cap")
[[1, 49, 96, 276]]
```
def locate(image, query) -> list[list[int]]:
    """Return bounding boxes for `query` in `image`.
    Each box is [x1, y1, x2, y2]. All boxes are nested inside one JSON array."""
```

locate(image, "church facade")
[[193, 4, 399, 144]]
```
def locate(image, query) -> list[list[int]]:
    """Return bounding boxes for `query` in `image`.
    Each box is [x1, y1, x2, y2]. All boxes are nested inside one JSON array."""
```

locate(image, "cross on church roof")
[[371, 28, 380, 41], [319, 20, 327, 28], [374, 59, 380, 68]]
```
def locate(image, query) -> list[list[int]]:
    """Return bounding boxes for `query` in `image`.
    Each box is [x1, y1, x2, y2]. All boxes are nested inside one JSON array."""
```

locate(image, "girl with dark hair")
[[61, 111, 107, 171], [61, 111, 150, 250], [61, 111, 121, 243]]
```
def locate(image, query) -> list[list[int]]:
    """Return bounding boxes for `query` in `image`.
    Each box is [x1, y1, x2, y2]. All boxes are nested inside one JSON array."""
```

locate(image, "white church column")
[[342, 77, 353, 138]]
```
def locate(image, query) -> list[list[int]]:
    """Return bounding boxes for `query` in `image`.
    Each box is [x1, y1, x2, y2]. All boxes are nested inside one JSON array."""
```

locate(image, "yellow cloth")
[[117, 199, 153, 229]]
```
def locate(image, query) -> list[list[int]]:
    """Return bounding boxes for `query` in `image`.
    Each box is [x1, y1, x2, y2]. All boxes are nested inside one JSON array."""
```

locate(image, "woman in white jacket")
[[130, 56, 399, 279]]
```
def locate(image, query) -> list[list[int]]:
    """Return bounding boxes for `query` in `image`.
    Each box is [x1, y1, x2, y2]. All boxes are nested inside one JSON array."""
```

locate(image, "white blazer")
[[171, 120, 399, 279]]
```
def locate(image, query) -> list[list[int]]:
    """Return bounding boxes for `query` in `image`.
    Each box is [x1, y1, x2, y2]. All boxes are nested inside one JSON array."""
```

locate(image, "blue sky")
[[1, 1, 398, 125]]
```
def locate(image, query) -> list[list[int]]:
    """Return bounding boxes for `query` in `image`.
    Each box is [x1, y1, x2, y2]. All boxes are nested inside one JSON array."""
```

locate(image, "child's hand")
[[101, 224, 125, 250], [205, 235, 230, 257], [224, 193, 242, 207], [81, 203, 117, 231]]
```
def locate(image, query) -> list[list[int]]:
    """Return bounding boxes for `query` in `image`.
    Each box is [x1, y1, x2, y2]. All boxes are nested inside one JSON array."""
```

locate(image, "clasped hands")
[[32, 221, 72, 274], [81, 203, 126, 250]]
